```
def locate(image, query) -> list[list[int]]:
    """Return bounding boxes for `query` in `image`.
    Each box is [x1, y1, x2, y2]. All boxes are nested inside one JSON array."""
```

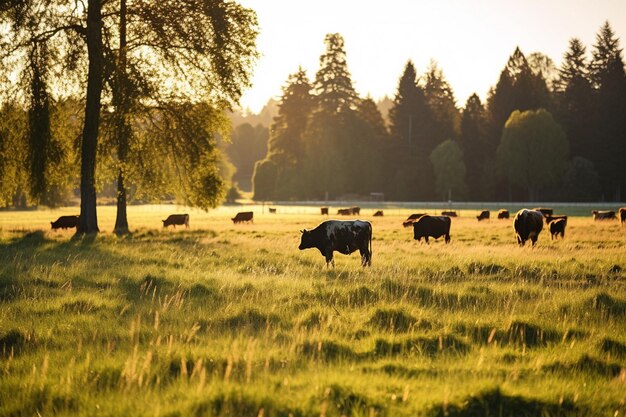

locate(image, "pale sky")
[[236, 0, 626, 114]]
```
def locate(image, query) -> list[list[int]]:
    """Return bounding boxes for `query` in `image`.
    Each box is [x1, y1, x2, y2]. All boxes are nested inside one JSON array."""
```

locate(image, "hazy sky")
[[237, 0, 626, 114]]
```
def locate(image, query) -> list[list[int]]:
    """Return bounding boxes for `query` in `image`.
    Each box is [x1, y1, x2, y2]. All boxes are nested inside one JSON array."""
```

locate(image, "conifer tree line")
[[0, 0, 259, 233], [253, 22, 626, 202]]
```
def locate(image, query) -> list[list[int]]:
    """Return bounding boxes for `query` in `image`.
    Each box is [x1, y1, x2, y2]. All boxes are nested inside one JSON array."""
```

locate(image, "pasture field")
[[1, 205, 625, 417]]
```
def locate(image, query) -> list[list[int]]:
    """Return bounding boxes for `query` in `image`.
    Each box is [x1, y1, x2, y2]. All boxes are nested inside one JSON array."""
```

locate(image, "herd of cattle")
[[49, 206, 625, 267]]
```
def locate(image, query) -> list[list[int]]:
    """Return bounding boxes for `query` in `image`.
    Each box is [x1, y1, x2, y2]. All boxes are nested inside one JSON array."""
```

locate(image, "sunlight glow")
[[238, 0, 626, 113]]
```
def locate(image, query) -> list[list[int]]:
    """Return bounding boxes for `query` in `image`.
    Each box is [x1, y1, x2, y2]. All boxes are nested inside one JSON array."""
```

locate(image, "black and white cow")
[[298, 220, 372, 267]]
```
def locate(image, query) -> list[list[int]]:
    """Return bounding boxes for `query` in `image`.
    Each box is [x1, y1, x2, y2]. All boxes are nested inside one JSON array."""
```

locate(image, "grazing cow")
[[412, 215, 451, 244], [532, 207, 554, 217], [51, 215, 79, 230], [403, 213, 426, 228], [337, 208, 351, 216], [232, 211, 254, 224], [497, 209, 510, 219], [549, 218, 567, 240], [373, 210, 384, 217], [268, 208, 277, 214], [162, 214, 189, 228], [513, 209, 544, 246], [298, 220, 372, 267], [592, 210, 617, 221], [350, 206, 361, 215], [620, 207, 626, 226], [476, 210, 490, 221], [441, 210, 457, 217], [544, 214, 568, 225], [321, 207, 329, 216]]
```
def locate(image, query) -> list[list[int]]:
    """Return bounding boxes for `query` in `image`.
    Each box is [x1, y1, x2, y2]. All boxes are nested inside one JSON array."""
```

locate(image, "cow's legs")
[[325, 248, 334, 268], [424, 236, 429, 244], [359, 246, 371, 267], [445, 234, 450, 244]]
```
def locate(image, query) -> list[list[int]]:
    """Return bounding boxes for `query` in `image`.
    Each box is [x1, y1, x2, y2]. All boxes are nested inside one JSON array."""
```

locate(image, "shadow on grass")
[[427, 387, 586, 417]]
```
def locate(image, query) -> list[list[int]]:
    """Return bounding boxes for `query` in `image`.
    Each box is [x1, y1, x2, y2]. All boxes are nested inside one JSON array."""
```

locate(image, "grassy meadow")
[[1, 205, 626, 416]]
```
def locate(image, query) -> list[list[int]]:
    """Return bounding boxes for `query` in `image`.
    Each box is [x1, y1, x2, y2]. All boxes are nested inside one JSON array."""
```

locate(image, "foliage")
[[559, 157, 601, 202], [555, 38, 595, 161], [314, 33, 359, 113], [497, 109, 568, 200], [588, 21, 626, 200], [430, 139, 467, 200], [424, 60, 460, 145], [459, 94, 487, 200], [227, 123, 268, 191], [0, 0, 260, 230], [0, 104, 28, 206], [252, 159, 278, 200]]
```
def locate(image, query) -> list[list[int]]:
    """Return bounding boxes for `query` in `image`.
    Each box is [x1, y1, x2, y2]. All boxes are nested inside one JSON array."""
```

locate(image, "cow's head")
[[298, 229, 313, 250], [50, 222, 54, 228]]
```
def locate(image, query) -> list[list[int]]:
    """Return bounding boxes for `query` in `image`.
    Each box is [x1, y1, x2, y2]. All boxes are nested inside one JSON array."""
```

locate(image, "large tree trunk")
[[77, 0, 103, 235], [113, 0, 130, 235]]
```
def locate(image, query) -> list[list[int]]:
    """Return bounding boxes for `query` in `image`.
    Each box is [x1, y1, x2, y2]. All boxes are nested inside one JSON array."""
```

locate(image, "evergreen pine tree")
[[588, 21, 626, 200], [314, 33, 359, 114], [424, 60, 460, 147], [555, 38, 594, 161], [459, 94, 486, 200]]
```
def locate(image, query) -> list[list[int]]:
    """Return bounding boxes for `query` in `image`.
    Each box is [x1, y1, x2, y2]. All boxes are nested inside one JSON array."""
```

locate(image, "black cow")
[[549, 218, 567, 240], [299, 220, 372, 267], [337, 208, 351, 216], [51, 215, 79, 230], [163, 214, 189, 228], [476, 210, 490, 221], [513, 209, 544, 246], [532, 207, 554, 216], [232, 211, 253, 224], [497, 209, 510, 219], [321, 207, 329, 215], [441, 210, 457, 217], [620, 207, 626, 226], [373, 210, 384, 217], [350, 206, 361, 215], [592, 210, 617, 221], [412, 215, 451, 244]]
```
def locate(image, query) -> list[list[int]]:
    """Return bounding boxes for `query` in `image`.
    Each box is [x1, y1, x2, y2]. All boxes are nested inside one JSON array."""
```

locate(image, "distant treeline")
[[251, 23, 626, 202]]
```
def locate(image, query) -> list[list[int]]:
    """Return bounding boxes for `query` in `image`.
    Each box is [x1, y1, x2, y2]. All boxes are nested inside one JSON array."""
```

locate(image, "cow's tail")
[[369, 222, 373, 265]]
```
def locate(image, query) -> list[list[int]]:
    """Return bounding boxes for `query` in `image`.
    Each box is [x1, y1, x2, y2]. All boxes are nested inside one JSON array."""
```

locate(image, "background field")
[[1, 205, 625, 417]]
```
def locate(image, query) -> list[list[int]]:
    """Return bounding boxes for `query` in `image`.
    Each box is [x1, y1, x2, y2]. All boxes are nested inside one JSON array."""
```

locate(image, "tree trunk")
[[113, 0, 130, 235], [76, 0, 103, 235]]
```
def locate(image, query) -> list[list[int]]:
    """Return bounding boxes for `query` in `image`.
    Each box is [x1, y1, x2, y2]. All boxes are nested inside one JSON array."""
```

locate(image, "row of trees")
[[253, 22, 625, 202], [0, 0, 259, 233]]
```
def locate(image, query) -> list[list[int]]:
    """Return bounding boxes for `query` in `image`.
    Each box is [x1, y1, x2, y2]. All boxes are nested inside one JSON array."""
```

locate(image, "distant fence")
[[244, 201, 625, 217]]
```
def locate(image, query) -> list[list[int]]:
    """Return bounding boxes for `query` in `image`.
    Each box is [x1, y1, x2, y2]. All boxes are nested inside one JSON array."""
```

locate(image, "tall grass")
[[1, 205, 625, 416]]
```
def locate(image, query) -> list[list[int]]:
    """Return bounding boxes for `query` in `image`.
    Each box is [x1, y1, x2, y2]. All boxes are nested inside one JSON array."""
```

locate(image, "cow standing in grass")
[[620, 208, 626, 226], [476, 210, 490, 221], [298, 220, 372, 267], [549, 218, 567, 240], [51, 215, 79, 230], [412, 215, 451, 244], [163, 214, 189, 228], [513, 209, 544, 246], [498, 210, 510, 219], [592, 210, 617, 221]]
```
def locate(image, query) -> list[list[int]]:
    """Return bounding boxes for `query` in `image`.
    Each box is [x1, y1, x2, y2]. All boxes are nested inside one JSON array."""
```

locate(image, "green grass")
[[1, 205, 625, 416]]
